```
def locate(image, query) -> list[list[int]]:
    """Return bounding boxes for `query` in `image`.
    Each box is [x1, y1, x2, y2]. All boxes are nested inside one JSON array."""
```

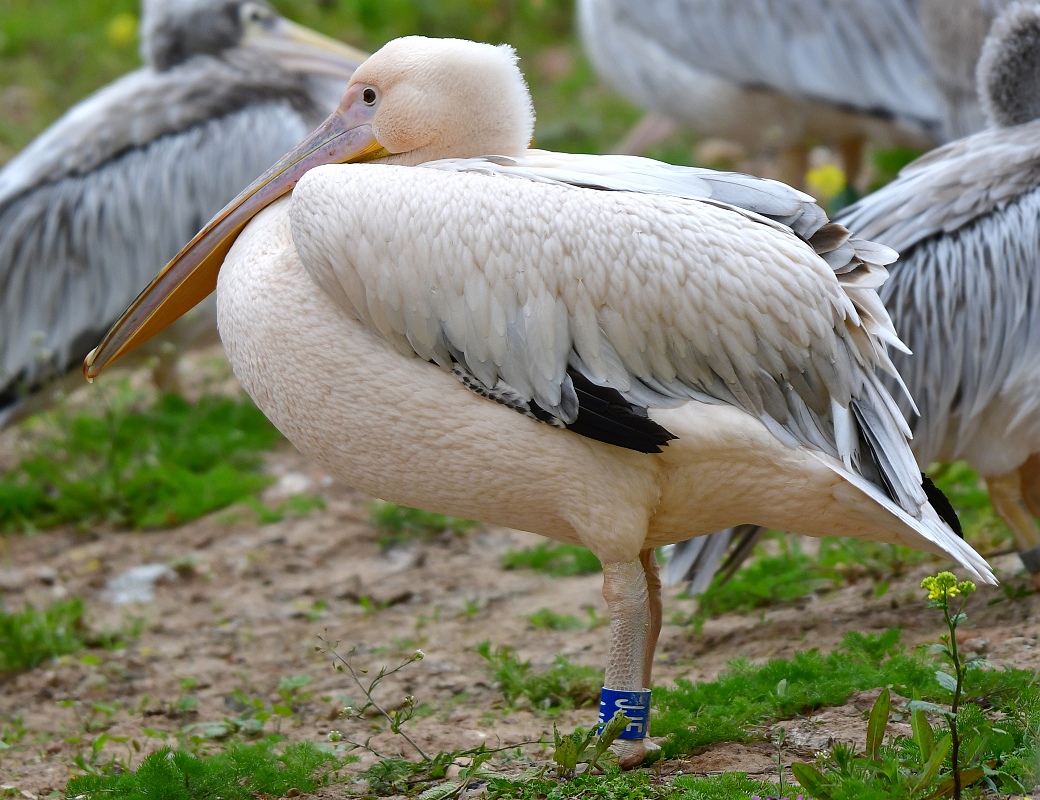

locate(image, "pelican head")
[[84, 36, 535, 378], [978, 2, 1040, 128], [141, 0, 367, 77], [351, 36, 534, 164]]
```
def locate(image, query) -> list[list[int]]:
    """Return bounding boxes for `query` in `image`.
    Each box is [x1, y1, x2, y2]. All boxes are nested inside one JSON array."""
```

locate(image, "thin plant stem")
[[946, 598, 966, 800], [322, 638, 430, 762]]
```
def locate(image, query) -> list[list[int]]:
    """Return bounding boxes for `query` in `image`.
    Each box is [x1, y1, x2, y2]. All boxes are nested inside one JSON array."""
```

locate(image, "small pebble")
[[102, 563, 177, 604]]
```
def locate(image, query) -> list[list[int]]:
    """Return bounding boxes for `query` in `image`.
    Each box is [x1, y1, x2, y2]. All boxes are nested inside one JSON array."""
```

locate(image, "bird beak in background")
[[84, 85, 390, 380], [251, 17, 369, 79]]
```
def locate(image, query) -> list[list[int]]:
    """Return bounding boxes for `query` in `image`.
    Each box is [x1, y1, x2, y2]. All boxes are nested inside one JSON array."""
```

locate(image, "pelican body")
[[920, 0, 1016, 139], [84, 36, 993, 767], [577, 0, 945, 182], [669, 1, 1040, 592], [0, 0, 365, 424]]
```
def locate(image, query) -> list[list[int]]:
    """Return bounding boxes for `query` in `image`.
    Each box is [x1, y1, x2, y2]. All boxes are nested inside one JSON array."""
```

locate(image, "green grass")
[[64, 738, 354, 799], [501, 541, 602, 577], [477, 641, 602, 710], [485, 769, 794, 800], [794, 686, 1040, 799], [0, 598, 88, 675], [653, 629, 1039, 759], [368, 501, 479, 547], [930, 461, 1013, 551], [0, 389, 283, 532], [0, 597, 132, 677], [527, 607, 587, 630], [687, 536, 832, 625]]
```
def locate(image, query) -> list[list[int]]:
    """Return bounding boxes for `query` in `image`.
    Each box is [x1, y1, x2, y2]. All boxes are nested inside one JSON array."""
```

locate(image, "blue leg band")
[[599, 687, 651, 740]]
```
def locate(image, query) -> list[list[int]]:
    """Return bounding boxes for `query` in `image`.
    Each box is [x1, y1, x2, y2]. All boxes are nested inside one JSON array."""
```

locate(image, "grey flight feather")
[[0, 103, 311, 411], [838, 115, 1040, 466], [837, 121, 1040, 252], [615, 0, 943, 127], [0, 50, 320, 210]]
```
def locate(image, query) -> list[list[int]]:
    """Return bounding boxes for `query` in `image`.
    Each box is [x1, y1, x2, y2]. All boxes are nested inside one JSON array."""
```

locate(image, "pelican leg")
[[1014, 455, 1040, 588], [778, 143, 810, 190], [601, 559, 655, 769], [839, 136, 866, 190], [985, 469, 1040, 588], [639, 547, 662, 688]]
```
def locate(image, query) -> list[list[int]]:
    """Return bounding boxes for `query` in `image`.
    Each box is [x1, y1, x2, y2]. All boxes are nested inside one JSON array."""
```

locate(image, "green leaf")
[[911, 733, 952, 795], [459, 750, 494, 782], [791, 762, 831, 798], [911, 692, 935, 761], [553, 735, 579, 774], [958, 730, 988, 767], [417, 779, 463, 800], [866, 688, 890, 761], [908, 700, 954, 718], [588, 711, 629, 770], [598, 710, 630, 748], [935, 670, 959, 692], [924, 766, 986, 799]]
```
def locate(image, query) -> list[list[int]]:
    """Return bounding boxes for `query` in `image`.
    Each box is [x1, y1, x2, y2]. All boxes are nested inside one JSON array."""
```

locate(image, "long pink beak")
[[84, 84, 387, 379]]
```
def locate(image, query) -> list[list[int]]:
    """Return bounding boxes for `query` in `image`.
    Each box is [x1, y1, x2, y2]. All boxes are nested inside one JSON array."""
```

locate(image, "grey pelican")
[[576, 0, 946, 185], [83, 36, 993, 766], [668, 2, 1040, 593], [920, 0, 1015, 139], [0, 0, 365, 425]]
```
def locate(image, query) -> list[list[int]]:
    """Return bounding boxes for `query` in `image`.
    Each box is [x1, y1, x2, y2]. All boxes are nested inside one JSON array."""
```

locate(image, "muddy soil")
[[0, 350, 1038, 797]]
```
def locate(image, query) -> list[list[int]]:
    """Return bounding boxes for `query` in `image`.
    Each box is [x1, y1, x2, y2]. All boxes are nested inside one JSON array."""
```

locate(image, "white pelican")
[[0, 0, 365, 424], [83, 36, 994, 766], [577, 0, 945, 184], [669, 1, 1040, 592]]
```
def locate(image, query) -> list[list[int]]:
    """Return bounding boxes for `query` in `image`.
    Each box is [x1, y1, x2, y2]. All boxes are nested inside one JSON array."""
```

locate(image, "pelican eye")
[[362, 87, 377, 105], [240, 1, 274, 28]]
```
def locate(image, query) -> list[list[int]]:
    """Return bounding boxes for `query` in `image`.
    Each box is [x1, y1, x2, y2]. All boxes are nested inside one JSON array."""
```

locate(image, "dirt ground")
[[0, 350, 1038, 797]]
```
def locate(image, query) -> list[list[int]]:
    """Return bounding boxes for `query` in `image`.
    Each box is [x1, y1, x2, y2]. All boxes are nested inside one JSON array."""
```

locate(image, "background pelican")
[[668, 1, 1040, 593], [84, 36, 992, 765], [0, 0, 365, 425], [577, 0, 945, 185], [920, 0, 1015, 139]]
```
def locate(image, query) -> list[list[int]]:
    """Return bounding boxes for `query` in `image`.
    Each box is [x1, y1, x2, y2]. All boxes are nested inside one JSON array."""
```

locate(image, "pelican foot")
[[1018, 545, 1040, 589], [610, 737, 660, 769]]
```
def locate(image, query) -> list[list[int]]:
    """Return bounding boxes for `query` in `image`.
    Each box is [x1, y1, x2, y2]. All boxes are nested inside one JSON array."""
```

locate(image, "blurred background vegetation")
[[0, 0, 706, 168]]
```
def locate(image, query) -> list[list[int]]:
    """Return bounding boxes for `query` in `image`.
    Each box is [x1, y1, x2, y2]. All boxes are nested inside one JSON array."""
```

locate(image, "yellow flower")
[[106, 13, 138, 49], [921, 572, 961, 600], [805, 163, 847, 203]]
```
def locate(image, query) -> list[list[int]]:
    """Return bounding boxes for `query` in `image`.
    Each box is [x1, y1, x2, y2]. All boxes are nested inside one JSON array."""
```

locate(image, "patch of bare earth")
[[0, 352, 1038, 796]]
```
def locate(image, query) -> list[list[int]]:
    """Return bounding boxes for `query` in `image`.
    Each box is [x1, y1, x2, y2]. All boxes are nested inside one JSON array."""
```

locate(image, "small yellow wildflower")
[[106, 13, 138, 49], [921, 571, 962, 601], [805, 163, 847, 203]]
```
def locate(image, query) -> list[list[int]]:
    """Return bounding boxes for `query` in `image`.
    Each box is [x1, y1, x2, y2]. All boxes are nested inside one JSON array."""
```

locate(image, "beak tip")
[[83, 349, 98, 382]]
